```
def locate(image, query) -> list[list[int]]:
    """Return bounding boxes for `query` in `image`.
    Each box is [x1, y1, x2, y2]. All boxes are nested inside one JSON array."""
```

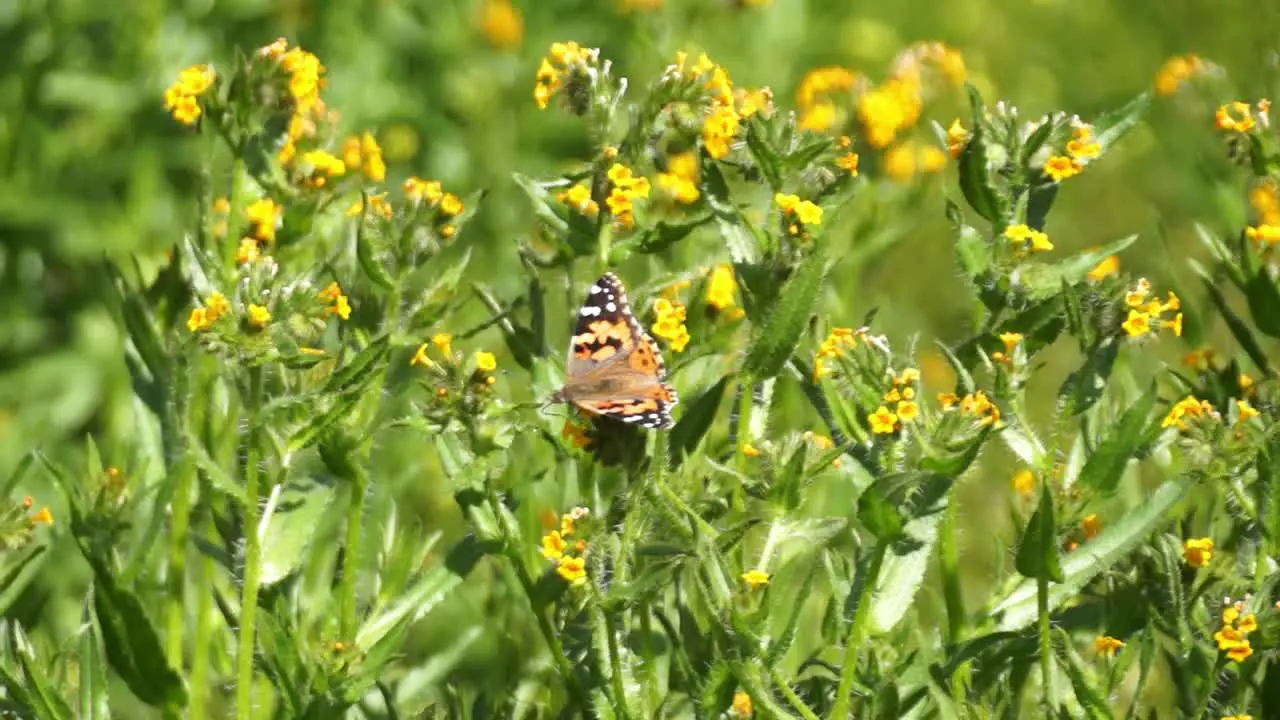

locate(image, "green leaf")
[[1019, 235, 1137, 300], [12, 623, 74, 720], [957, 84, 1004, 223], [1077, 384, 1157, 494], [934, 340, 976, 395], [260, 478, 336, 586], [89, 570, 187, 708], [108, 263, 169, 381], [949, 201, 990, 279], [870, 491, 951, 634], [511, 172, 570, 234], [1193, 223, 1247, 289], [858, 484, 905, 542], [744, 122, 782, 189], [78, 588, 110, 720], [1014, 484, 1063, 582], [741, 245, 827, 380], [0, 546, 48, 616], [635, 216, 714, 255], [321, 334, 390, 395], [1195, 262, 1274, 376], [1091, 91, 1152, 153], [1058, 337, 1119, 417], [0, 450, 37, 499], [1245, 269, 1280, 338], [1052, 627, 1114, 720], [994, 475, 1196, 630], [355, 210, 395, 290], [668, 376, 729, 468]]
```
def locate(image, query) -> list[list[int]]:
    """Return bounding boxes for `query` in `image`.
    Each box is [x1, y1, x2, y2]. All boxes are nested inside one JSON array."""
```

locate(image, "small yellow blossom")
[[163, 65, 217, 126], [657, 151, 701, 204], [403, 177, 444, 205], [432, 333, 453, 355], [29, 506, 53, 526], [440, 193, 464, 217], [999, 332, 1023, 353], [896, 400, 920, 423], [1214, 605, 1256, 663], [1012, 469, 1035, 497], [246, 304, 271, 329], [868, 406, 898, 434], [557, 184, 600, 216], [1088, 255, 1120, 281], [946, 119, 969, 157], [1044, 155, 1083, 182], [187, 308, 210, 333], [742, 444, 761, 458], [1004, 224, 1054, 254], [741, 569, 770, 590], [1153, 54, 1205, 96], [1216, 101, 1256, 133], [1183, 537, 1214, 567], [410, 343, 432, 367], [731, 690, 753, 717], [835, 151, 860, 175], [1082, 513, 1101, 540], [556, 555, 587, 585], [651, 298, 690, 352], [541, 531, 568, 560], [479, 0, 523, 50], [1121, 310, 1151, 337], [1094, 636, 1125, 658], [475, 351, 497, 372], [236, 238, 261, 265], [706, 264, 737, 311], [703, 105, 740, 159], [245, 198, 280, 243]]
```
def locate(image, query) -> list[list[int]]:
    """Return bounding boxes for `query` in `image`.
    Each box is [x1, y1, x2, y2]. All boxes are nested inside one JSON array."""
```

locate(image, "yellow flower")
[[299, 150, 347, 187], [347, 193, 393, 220], [1183, 537, 1213, 567], [403, 177, 444, 205], [657, 151, 700, 204], [1153, 54, 1205, 96], [479, 0, 523, 50], [1214, 605, 1256, 663], [835, 151, 860, 175], [410, 343, 432, 367], [706, 264, 737, 311], [1081, 513, 1101, 539], [883, 143, 916, 183], [999, 332, 1023, 353], [432, 333, 453, 356], [236, 238, 261, 265], [731, 690, 753, 717], [1220, 715, 1252, 720], [475, 351, 497, 372], [1044, 155, 1083, 182], [868, 406, 898, 434], [1012, 469, 1035, 497], [919, 145, 948, 174], [440, 193, 464, 217], [741, 569, 770, 590], [1088, 255, 1119, 281], [556, 555, 587, 585], [896, 400, 920, 423], [328, 295, 351, 320], [742, 444, 761, 458], [1121, 309, 1151, 337], [541, 531, 567, 560], [204, 292, 230, 320], [1215, 101, 1256, 133], [1094, 636, 1125, 657], [946, 119, 969, 157], [163, 64, 216, 125], [1003, 224, 1053, 253], [557, 184, 600, 216], [651, 298, 690, 352], [703, 105, 740, 159], [793, 201, 823, 226], [246, 304, 271, 329], [187, 307, 210, 333]]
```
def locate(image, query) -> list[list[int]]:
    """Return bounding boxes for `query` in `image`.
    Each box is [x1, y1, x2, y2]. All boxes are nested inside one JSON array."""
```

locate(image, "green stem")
[[189, 509, 217, 720], [939, 497, 964, 645], [604, 610, 631, 719], [736, 378, 753, 475], [772, 668, 821, 720], [830, 543, 886, 720], [1037, 573, 1056, 710], [235, 366, 265, 720], [164, 357, 192, 671], [339, 465, 369, 640]]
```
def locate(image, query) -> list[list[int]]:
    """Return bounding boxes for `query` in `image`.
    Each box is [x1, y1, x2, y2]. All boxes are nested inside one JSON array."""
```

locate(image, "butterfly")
[[549, 272, 678, 429]]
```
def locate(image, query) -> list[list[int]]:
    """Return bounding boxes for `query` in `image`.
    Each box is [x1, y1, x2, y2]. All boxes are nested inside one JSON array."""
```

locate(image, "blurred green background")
[[2, 0, 1279, 701]]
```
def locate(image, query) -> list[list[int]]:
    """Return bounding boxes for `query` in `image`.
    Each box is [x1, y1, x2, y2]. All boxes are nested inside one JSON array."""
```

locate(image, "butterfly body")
[[551, 273, 678, 429]]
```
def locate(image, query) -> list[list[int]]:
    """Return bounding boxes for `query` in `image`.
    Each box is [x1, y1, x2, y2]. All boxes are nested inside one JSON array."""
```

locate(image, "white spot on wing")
[[589, 285, 602, 295], [580, 305, 602, 317], [605, 301, 617, 312]]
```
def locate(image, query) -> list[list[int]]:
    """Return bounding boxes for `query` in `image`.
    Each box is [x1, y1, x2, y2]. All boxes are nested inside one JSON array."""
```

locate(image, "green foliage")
[[3, 2, 1280, 719]]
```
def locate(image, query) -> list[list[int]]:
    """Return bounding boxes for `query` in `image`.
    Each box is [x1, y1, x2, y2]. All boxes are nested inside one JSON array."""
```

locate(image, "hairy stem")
[[830, 543, 886, 720], [339, 464, 369, 640], [235, 366, 264, 720], [1037, 574, 1056, 710]]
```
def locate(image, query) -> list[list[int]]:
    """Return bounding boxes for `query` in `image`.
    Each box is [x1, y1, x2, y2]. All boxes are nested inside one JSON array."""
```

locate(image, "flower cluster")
[[256, 39, 331, 167], [340, 131, 388, 183], [775, 193, 823, 236], [411, 333, 454, 368], [937, 389, 1001, 427], [1160, 395, 1218, 431], [187, 291, 232, 333], [163, 65, 216, 126], [403, 177, 466, 238], [1003, 224, 1054, 256], [540, 507, 591, 586], [346, 193, 394, 222], [656, 151, 700, 205], [318, 282, 352, 320], [1153, 54, 1207, 96], [795, 66, 860, 133], [1043, 121, 1102, 182], [1245, 178, 1280, 248], [1214, 602, 1258, 663], [0, 496, 54, 550], [556, 183, 599, 218], [1120, 278, 1182, 339], [813, 326, 870, 380], [990, 331, 1023, 366], [533, 41, 596, 111], [663, 51, 771, 160], [605, 163, 651, 229], [866, 368, 921, 434], [651, 297, 690, 352], [881, 140, 947, 183]]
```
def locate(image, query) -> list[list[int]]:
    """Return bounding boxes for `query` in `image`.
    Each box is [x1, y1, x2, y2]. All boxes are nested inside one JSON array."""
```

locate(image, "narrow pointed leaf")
[[957, 85, 1004, 222], [1015, 484, 1063, 582], [741, 245, 827, 380], [1077, 383, 1158, 494]]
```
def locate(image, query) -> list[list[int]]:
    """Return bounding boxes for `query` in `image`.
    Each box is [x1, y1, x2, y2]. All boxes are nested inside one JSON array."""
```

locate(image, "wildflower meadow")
[[4, 1, 1280, 718]]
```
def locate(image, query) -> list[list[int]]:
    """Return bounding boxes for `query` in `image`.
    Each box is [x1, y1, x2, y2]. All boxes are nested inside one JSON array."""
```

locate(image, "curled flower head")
[[1183, 537, 1213, 567]]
